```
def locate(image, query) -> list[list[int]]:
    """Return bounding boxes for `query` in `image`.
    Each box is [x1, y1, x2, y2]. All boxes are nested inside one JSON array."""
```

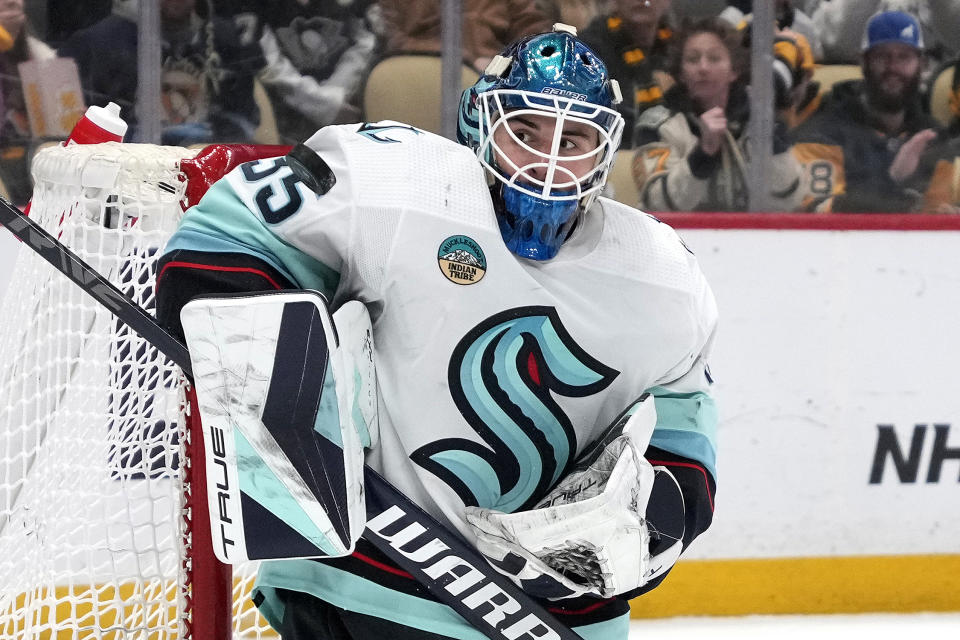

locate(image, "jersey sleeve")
[[645, 247, 718, 481], [632, 110, 713, 212], [635, 243, 718, 597], [647, 337, 717, 477], [162, 129, 360, 298], [156, 129, 360, 344]]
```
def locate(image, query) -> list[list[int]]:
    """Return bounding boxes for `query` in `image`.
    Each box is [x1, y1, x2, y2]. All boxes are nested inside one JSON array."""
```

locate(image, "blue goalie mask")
[[458, 25, 624, 260]]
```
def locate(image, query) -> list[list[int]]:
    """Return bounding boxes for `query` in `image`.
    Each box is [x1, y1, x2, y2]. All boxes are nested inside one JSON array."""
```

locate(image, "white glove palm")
[[464, 395, 685, 600]]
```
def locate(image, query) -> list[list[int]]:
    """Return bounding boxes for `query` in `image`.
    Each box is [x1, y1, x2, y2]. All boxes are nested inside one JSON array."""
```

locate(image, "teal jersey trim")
[[576, 614, 631, 640], [164, 179, 341, 297], [647, 387, 718, 479], [253, 561, 630, 639]]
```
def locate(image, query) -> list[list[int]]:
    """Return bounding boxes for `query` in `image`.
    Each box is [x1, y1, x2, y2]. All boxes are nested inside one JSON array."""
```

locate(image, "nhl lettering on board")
[[870, 423, 959, 484]]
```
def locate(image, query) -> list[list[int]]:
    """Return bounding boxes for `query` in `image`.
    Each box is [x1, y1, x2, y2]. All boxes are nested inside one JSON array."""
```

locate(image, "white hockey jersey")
[[164, 122, 718, 639]]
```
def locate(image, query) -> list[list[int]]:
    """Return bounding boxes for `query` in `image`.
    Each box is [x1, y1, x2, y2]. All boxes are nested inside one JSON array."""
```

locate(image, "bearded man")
[[791, 10, 941, 213]]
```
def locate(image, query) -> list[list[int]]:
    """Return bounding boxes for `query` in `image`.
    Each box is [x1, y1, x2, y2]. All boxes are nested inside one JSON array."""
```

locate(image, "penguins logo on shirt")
[[437, 235, 487, 285], [411, 307, 618, 512]]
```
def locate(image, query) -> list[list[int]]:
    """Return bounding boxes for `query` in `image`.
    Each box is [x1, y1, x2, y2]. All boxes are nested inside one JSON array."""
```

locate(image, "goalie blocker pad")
[[181, 290, 378, 563]]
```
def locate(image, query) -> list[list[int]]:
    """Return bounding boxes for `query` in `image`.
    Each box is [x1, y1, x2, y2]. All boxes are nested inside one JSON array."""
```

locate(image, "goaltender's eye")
[[512, 128, 534, 145]]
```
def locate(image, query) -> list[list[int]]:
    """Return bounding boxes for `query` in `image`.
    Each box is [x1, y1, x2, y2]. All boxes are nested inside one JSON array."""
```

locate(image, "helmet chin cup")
[[497, 183, 579, 261]]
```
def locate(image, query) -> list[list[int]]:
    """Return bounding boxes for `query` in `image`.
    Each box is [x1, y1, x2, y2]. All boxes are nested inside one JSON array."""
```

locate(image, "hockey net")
[[0, 142, 276, 639]]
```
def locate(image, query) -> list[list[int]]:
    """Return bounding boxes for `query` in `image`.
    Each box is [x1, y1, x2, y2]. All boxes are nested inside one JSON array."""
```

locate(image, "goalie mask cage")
[[0, 142, 275, 639]]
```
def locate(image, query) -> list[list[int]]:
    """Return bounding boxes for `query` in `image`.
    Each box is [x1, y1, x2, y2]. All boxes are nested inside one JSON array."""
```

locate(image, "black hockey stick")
[[0, 197, 586, 640]]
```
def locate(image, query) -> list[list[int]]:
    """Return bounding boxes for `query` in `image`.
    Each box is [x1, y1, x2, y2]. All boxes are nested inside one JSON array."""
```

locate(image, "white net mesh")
[[0, 142, 274, 639]]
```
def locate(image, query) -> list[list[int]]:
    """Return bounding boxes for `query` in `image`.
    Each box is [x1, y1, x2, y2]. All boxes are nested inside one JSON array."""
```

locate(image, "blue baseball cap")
[[862, 10, 924, 52]]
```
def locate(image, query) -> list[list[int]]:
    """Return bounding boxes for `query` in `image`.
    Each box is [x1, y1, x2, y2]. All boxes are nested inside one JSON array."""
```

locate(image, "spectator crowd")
[[3, 0, 960, 213]]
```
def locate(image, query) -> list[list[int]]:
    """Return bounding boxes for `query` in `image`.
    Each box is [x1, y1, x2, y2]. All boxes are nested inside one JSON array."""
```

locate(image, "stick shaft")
[[0, 200, 192, 377]]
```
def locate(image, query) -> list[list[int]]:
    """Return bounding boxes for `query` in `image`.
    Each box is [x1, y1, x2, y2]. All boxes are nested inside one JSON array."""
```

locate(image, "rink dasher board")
[[672, 226, 960, 560], [628, 218, 960, 617]]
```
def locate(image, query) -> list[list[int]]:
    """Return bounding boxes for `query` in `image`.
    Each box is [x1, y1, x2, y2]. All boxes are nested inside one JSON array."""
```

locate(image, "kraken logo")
[[411, 307, 618, 512]]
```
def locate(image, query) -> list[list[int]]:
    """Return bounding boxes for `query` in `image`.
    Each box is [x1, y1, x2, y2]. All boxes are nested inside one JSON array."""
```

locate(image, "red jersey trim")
[[350, 551, 414, 579], [156, 260, 286, 290], [648, 459, 715, 512]]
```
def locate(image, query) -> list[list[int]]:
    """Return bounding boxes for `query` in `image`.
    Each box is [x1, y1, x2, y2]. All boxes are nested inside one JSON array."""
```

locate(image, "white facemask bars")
[[476, 89, 624, 202]]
